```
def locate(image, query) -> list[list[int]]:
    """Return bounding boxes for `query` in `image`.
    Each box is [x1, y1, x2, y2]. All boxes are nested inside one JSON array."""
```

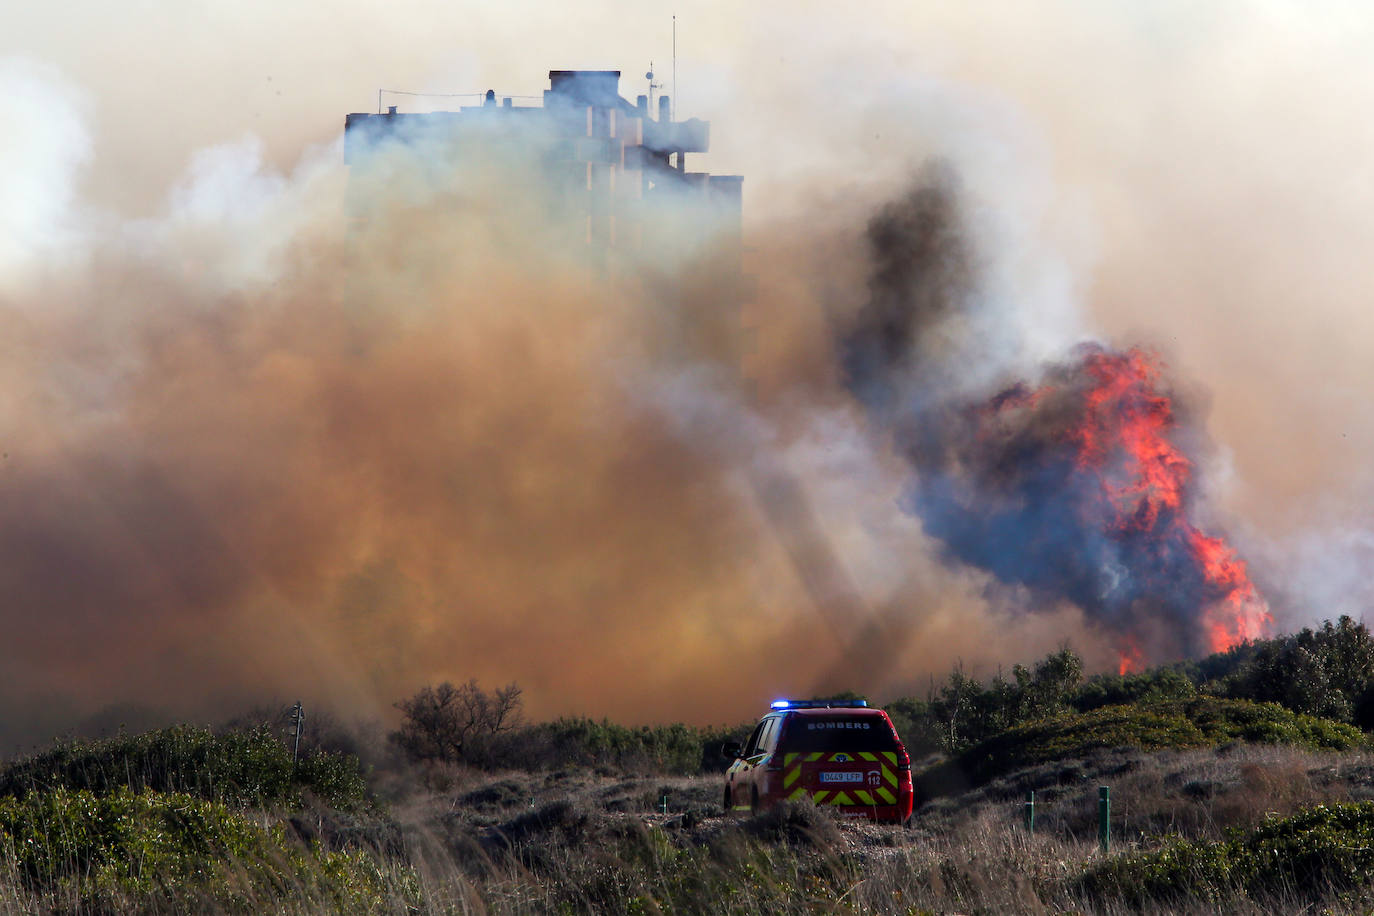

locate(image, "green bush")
[[915, 698, 1364, 798], [500, 718, 740, 774], [1073, 667, 1198, 712], [1082, 801, 1374, 906], [887, 648, 1085, 754], [1216, 617, 1374, 727], [0, 787, 412, 913], [883, 697, 945, 758], [0, 726, 367, 811], [883, 624, 1374, 763]]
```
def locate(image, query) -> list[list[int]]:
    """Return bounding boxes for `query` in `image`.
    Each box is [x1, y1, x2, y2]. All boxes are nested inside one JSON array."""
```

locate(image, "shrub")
[[222, 705, 389, 773], [0, 787, 411, 913], [883, 697, 945, 758], [391, 680, 524, 768], [741, 799, 843, 848], [915, 698, 1364, 799], [1217, 617, 1374, 727], [1081, 801, 1374, 906], [499, 718, 719, 774], [1074, 667, 1198, 712], [492, 799, 594, 849], [888, 647, 1085, 754], [388, 696, 750, 776], [0, 726, 367, 811]]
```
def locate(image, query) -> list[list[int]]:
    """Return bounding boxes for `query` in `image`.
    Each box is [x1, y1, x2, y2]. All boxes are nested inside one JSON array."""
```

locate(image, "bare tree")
[[391, 679, 523, 766]]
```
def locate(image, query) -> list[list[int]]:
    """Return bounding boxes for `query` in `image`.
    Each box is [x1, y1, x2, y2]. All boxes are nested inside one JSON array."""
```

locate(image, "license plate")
[[820, 771, 863, 783]]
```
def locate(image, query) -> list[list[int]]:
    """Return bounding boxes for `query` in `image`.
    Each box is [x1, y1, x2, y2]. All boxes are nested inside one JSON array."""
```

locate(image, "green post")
[[1098, 786, 1110, 854], [659, 792, 669, 814], [1024, 790, 1035, 834]]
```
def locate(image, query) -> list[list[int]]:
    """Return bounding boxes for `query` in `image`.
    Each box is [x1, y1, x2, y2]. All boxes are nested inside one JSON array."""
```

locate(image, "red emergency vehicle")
[[723, 699, 914, 823]]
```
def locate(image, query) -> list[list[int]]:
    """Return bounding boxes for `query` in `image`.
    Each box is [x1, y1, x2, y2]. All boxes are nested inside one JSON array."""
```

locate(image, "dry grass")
[[367, 747, 1374, 914], [6, 745, 1374, 913], [919, 743, 1374, 844]]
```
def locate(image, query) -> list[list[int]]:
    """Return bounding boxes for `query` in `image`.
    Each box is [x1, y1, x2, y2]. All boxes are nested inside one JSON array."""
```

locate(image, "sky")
[[2, 1, 1373, 744]]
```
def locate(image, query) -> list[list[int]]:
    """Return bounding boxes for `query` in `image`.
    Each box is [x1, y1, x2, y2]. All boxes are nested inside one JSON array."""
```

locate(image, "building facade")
[[343, 70, 742, 264]]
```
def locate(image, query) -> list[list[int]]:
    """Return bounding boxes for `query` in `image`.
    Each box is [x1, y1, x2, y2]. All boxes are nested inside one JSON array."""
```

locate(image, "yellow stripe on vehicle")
[[854, 790, 874, 805], [783, 765, 800, 790], [875, 787, 896, 804], [807, 752, 825, 762], [789, 787, 808, 801], [882, 752, 898, 765], [831, 791, 853, 806], [813, 790, 829, 804], [857, 752, 878, 762], [881, 764, 897, 788], [784, 753, 798, 766]]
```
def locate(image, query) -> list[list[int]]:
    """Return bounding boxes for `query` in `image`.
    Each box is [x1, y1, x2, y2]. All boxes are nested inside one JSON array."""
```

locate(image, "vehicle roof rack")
[[769, 698, 868, 710]]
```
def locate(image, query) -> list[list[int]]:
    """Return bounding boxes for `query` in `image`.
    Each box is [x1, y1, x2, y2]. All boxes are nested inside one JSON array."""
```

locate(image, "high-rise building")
[[343, 70, 742, 263]]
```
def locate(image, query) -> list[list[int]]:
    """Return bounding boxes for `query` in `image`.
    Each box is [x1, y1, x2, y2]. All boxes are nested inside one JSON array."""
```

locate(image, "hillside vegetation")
[[885, 616, 1374, 761], [3, 618, 1374, 913], [914, 697, 1364, 799], [0, 726, 367, 810], [1081, 800, 1374, 907]]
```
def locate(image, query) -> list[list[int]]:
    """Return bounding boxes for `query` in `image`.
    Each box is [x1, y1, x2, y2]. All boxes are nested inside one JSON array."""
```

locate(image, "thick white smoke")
[[0, 59, 89, 284]]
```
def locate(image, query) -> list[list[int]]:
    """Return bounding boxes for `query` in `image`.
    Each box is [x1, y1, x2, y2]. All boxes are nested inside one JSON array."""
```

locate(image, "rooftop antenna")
[[646, 61, 662, 110], [672, 14, 677, 120]]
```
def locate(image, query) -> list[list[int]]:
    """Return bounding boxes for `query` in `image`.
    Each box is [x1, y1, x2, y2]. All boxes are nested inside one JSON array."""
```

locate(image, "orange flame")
[[1118, 639, 1144, 676], [935, 345, 1271, 666], [1189, 530, 1272, 651], [1075, 349, 1190, 530], [1072, 348, 1272, 658]]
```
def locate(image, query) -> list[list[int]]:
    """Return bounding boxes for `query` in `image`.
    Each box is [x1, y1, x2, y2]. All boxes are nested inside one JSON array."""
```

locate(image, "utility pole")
[[289, 701, 305, 774]]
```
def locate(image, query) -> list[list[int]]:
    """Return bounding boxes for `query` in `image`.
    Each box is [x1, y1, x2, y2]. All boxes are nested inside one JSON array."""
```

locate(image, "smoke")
[[838, 171, 1271, 666], [4, 2, 1374, 745], [0, 44, 1120, 748], [0, 65, 997, 748], [0, 59, 89, 281]]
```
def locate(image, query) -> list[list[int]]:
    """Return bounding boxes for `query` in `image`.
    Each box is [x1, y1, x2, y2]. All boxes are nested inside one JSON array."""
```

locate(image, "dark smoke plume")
[[840, 164, 974, 420], [842, 169, 1270, 665]]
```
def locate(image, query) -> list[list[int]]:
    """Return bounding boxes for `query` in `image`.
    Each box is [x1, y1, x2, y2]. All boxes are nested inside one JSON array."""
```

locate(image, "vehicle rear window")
[[780, 717, 898, 752]]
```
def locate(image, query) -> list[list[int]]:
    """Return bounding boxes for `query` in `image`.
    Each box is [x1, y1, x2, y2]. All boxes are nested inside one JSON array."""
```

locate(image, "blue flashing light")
[[769, 698, 869, 710]]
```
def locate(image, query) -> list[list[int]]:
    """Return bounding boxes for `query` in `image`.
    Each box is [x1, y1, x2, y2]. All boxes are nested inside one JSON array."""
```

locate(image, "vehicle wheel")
[[722, 787, 732, 814], [750, 787, 761, 815]]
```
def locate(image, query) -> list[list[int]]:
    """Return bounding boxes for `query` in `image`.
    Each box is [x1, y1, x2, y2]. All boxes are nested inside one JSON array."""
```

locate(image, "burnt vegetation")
[[4, 619, 1374, 913]]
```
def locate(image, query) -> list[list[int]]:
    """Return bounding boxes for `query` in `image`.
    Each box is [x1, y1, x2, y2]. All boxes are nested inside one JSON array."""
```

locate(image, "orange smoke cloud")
[[2, 92, 1118, 750], [13, 3, 1368, 747]]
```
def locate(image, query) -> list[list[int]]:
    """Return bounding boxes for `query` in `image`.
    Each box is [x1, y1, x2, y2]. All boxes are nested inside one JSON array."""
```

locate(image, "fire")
[[1190, 530, 1272, 651], [1118, 639, 1144, 676], [1075, 349, 1190, 531], [841, 174, 1270, 671], [1067, 348, 1273, 658], [971, 345, 1272, 665]]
